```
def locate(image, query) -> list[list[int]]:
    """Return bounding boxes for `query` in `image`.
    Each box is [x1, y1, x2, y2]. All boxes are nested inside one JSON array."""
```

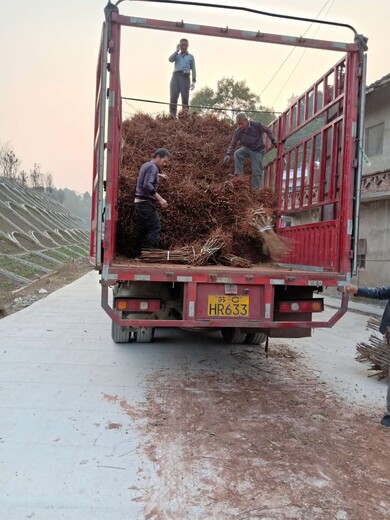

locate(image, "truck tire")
[[111, 319, 131, 343], [134, 327, 154, 343], [221, 327, 247, 344], [244, 332, 267, 345]]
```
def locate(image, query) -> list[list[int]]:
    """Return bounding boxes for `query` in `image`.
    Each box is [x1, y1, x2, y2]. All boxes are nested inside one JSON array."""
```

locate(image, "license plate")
[[208, 295, 249, 317]]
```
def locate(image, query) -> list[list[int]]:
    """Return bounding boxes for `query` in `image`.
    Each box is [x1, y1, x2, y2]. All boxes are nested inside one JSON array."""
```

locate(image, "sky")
[[1, 0, 389, 194]]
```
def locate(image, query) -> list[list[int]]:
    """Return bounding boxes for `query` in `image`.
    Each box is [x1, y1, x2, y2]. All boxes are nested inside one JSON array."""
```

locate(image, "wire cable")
[[260, 0, 333, 99], [121, 95, 282, 114], [271, 0, 336, 108]]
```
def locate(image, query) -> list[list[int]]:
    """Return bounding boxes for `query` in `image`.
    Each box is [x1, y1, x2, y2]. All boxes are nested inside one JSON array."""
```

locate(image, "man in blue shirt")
[[224, 112, 277, 189], [133, 148, 171, 257], [168, 38, 196, 117], [344, 283, 390, 427]]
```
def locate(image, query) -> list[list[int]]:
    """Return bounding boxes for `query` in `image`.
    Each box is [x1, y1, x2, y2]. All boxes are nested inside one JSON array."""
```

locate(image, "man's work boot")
[[380, 415, 390, 427]]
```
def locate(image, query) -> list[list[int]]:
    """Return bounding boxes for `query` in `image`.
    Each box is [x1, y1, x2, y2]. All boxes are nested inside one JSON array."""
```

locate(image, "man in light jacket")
[[168, 38, 196, 117]]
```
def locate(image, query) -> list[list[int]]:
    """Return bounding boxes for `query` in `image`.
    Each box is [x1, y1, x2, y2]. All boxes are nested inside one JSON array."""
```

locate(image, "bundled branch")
[[356, 316, 390, 379], [366, 316, 381, 332], [193, 237, 225, 266], [139, 246, 196, 264], [139, 245, 252, 268], [218, 253, 252, 268], [249, 209, 291, 261]]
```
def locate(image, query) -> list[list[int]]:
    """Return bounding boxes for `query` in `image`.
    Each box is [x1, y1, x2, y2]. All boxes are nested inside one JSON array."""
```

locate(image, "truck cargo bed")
[[111, 257, 344, 282]]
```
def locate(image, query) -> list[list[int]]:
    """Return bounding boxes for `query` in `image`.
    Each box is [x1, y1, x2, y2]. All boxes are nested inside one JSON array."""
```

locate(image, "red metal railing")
[[264, 54, 361, 272], [90, 25, 106, 264]]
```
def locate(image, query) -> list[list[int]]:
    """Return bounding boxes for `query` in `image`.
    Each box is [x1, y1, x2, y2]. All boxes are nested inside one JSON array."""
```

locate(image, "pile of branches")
[[116, 112, 284, 264], [356, 316, 390, 379]]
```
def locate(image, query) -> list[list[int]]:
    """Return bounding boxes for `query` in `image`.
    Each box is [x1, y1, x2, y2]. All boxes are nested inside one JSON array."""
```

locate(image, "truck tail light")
[[117, 299, 127, 311], [115, 299, 161, 312], [278, 299, 324, 313]]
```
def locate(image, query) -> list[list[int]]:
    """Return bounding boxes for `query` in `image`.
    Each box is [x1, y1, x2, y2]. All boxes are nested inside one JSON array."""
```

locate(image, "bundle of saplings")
[[356, 316, 390, 380], [116, 112, 286, 264]]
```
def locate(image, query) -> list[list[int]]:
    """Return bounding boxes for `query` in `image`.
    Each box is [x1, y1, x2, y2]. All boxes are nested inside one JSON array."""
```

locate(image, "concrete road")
[[0, 272, 388, 520]]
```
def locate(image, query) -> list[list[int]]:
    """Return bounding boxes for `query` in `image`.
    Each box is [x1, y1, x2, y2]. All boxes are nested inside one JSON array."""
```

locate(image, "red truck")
[[90, 1, 368, 344]]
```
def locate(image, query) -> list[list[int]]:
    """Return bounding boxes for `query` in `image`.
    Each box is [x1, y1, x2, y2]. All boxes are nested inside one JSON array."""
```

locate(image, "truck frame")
[[90, 1, 367, 344]]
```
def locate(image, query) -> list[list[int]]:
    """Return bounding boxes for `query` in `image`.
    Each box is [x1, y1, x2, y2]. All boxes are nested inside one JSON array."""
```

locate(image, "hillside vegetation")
[[0, 177, 91, 308]]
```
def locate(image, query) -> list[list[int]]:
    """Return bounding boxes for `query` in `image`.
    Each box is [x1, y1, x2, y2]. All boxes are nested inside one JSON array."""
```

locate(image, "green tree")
[[191, 77, 275, 124], [190, 86, 216, 111]]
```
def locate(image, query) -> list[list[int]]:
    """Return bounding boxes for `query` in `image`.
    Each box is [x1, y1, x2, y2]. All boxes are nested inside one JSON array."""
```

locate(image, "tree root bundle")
[[116, 113, 284, 264], [356, 316, 390, 379], [249, 209, 292, 261]]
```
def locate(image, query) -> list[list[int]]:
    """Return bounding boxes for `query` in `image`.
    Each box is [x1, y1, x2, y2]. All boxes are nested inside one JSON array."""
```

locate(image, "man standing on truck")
[[133, 148, 171, 258], [223, 112, 277, 189], [344, 283, 390, 428], [168, 38, 196, 117]]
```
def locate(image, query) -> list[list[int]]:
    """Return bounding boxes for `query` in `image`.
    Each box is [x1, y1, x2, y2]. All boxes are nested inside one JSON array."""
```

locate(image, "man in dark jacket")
[[133, 148, 171, 257], [344, 283, 390, 427], [223, 112, 277, 189]]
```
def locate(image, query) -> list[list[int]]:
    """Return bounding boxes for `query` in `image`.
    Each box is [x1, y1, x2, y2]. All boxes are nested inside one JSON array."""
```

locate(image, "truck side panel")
[[264, 54, 362, 273]]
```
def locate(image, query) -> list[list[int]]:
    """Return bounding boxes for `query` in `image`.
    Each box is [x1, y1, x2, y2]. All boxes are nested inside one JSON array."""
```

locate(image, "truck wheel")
[[221, 327, 247, 344], [134, 327, 154, 343], [111, 320, 131, 343], [245, 332, 267, 345]]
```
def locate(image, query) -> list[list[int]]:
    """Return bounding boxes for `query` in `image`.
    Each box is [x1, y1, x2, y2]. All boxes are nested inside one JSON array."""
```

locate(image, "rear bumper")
[[102, 284, 349, 331]]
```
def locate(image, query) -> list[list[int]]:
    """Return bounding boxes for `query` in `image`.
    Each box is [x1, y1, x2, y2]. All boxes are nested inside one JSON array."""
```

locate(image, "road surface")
[[0, 271, 389, 519]]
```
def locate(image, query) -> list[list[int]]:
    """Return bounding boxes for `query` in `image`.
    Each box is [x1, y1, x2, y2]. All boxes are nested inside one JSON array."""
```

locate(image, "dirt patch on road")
[[0, 258, 92, 318], [105, 344, 390, 519]]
